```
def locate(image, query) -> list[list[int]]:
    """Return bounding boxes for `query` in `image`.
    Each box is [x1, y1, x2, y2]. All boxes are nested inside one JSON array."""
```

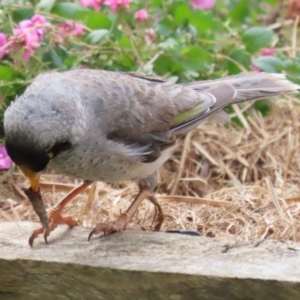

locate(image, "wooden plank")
[[0, 221, 300, 300]]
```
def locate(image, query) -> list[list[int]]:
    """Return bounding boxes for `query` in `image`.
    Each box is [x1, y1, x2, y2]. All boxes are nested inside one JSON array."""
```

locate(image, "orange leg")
[[29, 180, 92, 247], [88, 187, 150, 240]]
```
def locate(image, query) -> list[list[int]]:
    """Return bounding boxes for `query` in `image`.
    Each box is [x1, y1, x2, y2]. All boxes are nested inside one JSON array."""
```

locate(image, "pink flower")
[[0, 145, 13, 170], [135, 9, 148, 23], [145, 28, 155, 45], [79, 0, 103, 11], [260, 48, 275, 56], [13, 14, 49, 60], [191, 0, 215, 10], [31, 14, 49, 36], [0, 33, 7, 59], [58, 21, 85, 37], [104, 0, 132, 13]]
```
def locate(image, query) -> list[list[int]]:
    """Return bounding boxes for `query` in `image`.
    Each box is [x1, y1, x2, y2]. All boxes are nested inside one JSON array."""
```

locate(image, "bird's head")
[[4, 77, 88, 192]]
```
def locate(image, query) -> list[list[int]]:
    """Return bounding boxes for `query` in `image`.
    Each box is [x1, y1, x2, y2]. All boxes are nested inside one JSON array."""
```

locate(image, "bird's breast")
[[48, 144, 177, 183]]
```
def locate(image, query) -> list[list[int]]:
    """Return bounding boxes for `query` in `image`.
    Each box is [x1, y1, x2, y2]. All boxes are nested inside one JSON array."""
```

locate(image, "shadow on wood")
[[0, 222, 300, 300]]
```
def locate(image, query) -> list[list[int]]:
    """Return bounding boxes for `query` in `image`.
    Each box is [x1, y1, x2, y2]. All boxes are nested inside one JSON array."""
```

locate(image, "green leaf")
[[190, 11, 221, 34], [110, 26, 123, 41], [51, 3, 81, 19], [12, 8, 34, 23], [177, 46, 213, 72], [86, 29, 109, 44], [228, 0, 251, 22], [151, 0, 164, 8], [52, 4, 111, 29], [42, 47, 70, 68], [253, 101, 270, 116], [173, 3, 221, 34], [50, 47, 63, 67], [264, 0, 278, 5], [51, 2, 112, 29], [283, 59, 300, 76], [118, 53, 133, 69], [0, 66, 15, 81], [153, 55, 184, 75], [0, 66, 16, 100], [64, 57, 75, 68], [37, 0, 56, 11], [159, 38, 179, 50], [253, 56, 282, 73], [75, 12, 112, 29], [227, 49, 251, 74], [242, 27, 274, 53], [118, 36, 131, 48], [157, 17, 175, 36], [173, 3, 192, 25]]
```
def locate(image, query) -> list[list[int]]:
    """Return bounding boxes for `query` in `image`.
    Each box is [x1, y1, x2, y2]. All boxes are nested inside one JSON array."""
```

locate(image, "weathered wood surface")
[[0, 222, 300, 300]]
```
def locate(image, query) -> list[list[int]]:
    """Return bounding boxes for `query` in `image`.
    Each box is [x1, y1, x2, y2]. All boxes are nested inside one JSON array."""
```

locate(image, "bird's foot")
[[88, 213, 141, 241], [28, 181, 91, 247], [29, 209, 77, 247]]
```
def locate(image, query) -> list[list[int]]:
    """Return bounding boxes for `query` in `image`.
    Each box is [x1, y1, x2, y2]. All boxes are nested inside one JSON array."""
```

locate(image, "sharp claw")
[[29, 227, 45, 248], [88, 229, 96, 242], [88, 224, 111, 241], [28, 233, 35, 248]]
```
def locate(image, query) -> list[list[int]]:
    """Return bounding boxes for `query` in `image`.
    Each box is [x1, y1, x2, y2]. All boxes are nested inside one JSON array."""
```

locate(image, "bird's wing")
[[62, 70, 235, 135], [58, 70, 236, 162]]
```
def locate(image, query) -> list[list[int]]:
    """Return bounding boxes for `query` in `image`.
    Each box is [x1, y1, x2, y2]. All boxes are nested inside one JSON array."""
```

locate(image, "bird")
[[3, 69, 299, 246]]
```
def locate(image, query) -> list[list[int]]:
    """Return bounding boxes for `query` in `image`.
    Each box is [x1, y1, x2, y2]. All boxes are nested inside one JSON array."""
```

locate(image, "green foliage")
[[242, 27, 274, 53], [0, 0, 300, 136], [253, 56, 283, 73]]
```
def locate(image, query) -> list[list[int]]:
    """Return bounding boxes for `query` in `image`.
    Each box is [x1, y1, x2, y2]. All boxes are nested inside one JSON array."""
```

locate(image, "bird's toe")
[[28, 210, 77, 247], [88, 213, 142, 241]]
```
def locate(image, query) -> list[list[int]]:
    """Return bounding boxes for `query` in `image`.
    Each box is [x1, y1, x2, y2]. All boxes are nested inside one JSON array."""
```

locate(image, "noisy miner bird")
[[4, 70, 299, 246]]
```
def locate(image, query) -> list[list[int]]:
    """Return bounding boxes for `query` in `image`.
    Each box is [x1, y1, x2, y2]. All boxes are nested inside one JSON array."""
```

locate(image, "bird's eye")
[[48, 141, 72, 159], [47, 152, 54, 159]]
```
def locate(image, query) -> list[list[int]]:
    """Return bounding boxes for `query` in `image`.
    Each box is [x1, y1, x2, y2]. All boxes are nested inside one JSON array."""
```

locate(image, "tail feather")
[[183, 72, 300, 104]]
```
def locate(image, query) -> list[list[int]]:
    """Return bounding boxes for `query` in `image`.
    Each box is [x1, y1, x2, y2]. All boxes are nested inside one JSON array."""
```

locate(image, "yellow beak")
[[19, 166, 40, 192]]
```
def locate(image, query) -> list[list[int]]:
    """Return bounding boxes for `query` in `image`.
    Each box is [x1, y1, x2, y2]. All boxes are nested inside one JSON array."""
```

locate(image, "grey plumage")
[[4, 69, 300, 244], [183, 72, 297, 103], [4, 70, 299, 191]]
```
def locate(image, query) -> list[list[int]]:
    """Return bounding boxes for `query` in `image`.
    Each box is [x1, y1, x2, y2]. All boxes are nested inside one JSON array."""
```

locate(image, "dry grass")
[[1, 95, 300, 243]]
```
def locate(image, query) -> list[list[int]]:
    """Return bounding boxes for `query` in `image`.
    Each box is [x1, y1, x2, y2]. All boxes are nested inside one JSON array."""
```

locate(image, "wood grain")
[[0, 222, 300, 300]]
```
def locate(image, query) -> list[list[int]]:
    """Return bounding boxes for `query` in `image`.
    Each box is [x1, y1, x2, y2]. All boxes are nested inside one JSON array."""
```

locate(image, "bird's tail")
[[183, 72, 300, 104]]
